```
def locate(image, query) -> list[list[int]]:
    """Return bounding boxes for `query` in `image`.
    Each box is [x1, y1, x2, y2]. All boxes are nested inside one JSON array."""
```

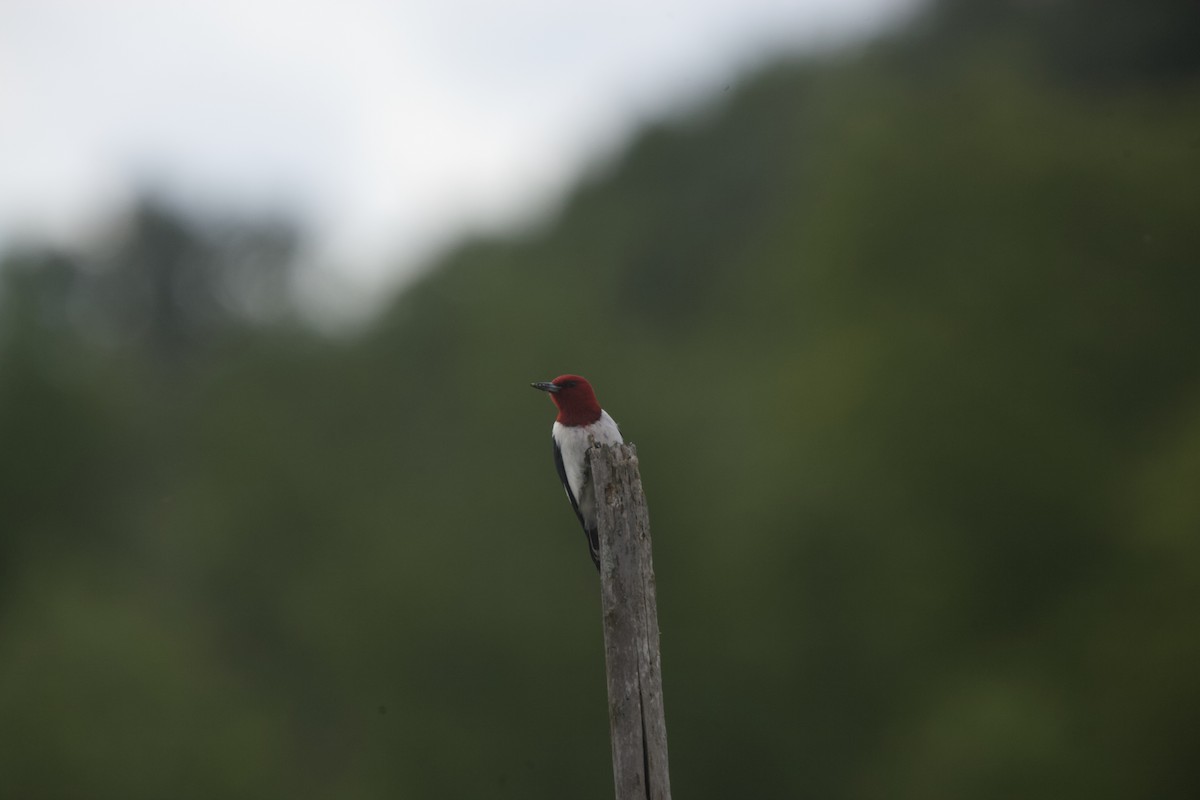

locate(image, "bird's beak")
[[531, 381, 560, 394]]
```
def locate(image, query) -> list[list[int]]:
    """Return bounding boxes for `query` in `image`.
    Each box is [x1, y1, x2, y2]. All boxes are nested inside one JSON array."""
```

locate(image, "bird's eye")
[[563, 380, 577, 388]]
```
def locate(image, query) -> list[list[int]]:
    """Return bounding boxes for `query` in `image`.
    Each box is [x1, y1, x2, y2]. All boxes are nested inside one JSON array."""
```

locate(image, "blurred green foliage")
[[2, 1, 1199, 797]]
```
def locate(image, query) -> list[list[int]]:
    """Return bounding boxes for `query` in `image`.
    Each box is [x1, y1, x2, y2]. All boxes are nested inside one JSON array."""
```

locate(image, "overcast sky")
[[0, 0, 916, 315]]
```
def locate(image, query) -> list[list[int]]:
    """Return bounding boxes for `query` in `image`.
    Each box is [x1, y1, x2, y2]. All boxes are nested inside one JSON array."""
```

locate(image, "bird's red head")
[[531, 374, 603, 427]]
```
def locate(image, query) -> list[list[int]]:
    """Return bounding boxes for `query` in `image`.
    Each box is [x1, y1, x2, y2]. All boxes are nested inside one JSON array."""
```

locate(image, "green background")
[[3, 1, 1199, 797]]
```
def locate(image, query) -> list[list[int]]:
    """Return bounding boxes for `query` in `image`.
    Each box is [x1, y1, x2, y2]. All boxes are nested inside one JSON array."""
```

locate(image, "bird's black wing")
[[553, 439, 601, 571]]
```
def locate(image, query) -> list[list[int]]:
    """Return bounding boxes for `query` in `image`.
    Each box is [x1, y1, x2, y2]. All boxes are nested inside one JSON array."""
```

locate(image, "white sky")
[[0, 0, 916, 316]]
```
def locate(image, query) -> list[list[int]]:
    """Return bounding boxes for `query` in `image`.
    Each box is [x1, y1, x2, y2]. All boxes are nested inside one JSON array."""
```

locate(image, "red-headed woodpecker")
[[531, 374, 624, 570]]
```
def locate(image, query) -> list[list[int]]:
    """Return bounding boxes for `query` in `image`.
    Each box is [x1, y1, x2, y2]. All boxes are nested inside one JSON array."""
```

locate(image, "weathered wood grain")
[[590, 443, 671, 800]]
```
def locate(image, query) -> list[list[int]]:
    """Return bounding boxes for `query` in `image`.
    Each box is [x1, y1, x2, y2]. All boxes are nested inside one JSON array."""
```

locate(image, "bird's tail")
[[586, 527, 600, 572]]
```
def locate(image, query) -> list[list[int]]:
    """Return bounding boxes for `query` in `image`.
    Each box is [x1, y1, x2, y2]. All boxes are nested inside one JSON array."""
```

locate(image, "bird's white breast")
[[552, 411, 623, 523]]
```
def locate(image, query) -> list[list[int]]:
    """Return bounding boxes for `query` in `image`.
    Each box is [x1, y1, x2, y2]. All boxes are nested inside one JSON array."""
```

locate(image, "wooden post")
[[589, 443, 671, 800]]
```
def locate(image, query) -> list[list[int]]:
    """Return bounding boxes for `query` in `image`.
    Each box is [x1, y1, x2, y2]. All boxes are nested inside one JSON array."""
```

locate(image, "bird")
[[531, 374, 623, 570]]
